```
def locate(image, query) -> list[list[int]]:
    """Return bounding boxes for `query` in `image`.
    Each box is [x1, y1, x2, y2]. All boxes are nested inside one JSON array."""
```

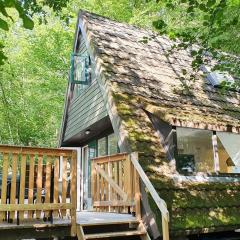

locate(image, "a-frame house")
[[59, 10, 240, 239]]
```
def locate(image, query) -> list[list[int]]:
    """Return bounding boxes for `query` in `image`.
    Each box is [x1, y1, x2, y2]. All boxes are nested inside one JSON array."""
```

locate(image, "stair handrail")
[[130, 152, 170, 240]]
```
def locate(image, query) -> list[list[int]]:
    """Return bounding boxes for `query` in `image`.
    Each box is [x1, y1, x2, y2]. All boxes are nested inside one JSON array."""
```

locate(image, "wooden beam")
[[0, 145, 73, 157], [76, 225, 85, 240], [0, 203, 73, 211], [92, 153, 127, 164]]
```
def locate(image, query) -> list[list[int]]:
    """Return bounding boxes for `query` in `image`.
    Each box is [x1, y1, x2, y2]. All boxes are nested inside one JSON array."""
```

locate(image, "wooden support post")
[[0, 153, 9, 222], [61, 156, 67, 217], [162, 214, 170, 240], [91, 160, 97, 207], [45, 156, 52, 218], [134, 169, 141, 219], [70, 150, 77, 237], [124, 155, 132, 213], [53, 156, 59, 218]]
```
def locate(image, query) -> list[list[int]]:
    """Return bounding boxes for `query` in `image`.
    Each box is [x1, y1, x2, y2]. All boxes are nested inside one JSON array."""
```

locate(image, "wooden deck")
[[0, 211, 136, 229], [0, 148, 170, 239]]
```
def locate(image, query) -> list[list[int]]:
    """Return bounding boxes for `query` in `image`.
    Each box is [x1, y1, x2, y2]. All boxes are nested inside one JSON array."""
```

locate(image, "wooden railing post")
[[132, 153, 141, 220], [0, 153, 9, 222], [91, 160, 97, 206], [162, 205, 170, 240], [124, 155, 132, 210], [70, 150, 77, 236]]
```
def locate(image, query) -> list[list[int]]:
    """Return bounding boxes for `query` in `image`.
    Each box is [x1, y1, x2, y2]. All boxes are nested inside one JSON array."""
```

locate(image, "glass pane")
[[217, 132, 240, 173], [176, 127, 214, 173], [74, 55, 85, 81], [108, 133, 118, 155], [98, 137, 107, 157]]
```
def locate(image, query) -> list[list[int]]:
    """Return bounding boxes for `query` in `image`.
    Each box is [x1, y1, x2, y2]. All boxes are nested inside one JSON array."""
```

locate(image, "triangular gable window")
[[70, 53, 91, 85]]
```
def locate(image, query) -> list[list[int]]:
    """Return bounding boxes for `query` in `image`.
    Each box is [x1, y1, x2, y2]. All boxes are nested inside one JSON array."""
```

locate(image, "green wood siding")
[[64, 73, 108, 142]]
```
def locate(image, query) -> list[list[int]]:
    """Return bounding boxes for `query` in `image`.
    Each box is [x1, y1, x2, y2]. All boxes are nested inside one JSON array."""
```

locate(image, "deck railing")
[[91, 153, 140, 215], [91, 152, 169, 240], [0, 145, 77, 236]]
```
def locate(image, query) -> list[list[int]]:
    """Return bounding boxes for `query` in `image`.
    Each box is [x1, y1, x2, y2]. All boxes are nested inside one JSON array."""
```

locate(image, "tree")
[[0, 0, 71, 65], [0, 10, 73, 146]]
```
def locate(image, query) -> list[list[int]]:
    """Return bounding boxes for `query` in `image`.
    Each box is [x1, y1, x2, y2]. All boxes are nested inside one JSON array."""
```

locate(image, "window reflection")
[[97, 137, 107, 157], [108, 133, 118, 155], [217, 132, 240, 173], [176, 128, 214, 174]]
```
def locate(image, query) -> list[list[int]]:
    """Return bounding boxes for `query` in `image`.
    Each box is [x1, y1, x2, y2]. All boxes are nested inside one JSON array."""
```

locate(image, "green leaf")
[[190, 50, 197, 56], [22, 15, 34, 30], [0, 18, 9, 31], [199, 4, 207, 11], [152, 19, 167, 30], [0, 50, 7, 65], [203, 21, 209, 26], [14, 1, 34, 30], [231, 17, 239, 25], [182, 69, 187, 75], [207, 0, 216, 7], [0, 2, 9, 18]]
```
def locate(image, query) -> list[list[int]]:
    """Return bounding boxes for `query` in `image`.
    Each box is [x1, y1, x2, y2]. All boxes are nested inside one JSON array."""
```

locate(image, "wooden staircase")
[[76, 218, 150, 240], [76, 152, 170, 240]]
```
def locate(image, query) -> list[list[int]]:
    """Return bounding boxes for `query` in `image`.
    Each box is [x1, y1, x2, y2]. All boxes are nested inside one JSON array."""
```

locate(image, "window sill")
[[173, 173, 240, 184]]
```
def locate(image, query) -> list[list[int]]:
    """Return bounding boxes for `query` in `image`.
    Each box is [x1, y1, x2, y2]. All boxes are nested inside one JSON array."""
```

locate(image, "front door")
[[81, 146, 91, 210]]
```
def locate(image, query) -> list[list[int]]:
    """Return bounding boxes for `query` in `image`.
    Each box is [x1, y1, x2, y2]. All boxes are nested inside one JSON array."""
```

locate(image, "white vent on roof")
[[201, 65, 235, 87]]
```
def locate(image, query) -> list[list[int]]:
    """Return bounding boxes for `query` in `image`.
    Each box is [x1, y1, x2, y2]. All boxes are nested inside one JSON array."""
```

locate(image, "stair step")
[[84, 230, 146, 239], [80, 219, 139, 226]]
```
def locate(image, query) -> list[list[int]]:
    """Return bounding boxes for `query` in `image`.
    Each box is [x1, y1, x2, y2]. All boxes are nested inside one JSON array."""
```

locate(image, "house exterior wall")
[[64, 80, 108, 142]]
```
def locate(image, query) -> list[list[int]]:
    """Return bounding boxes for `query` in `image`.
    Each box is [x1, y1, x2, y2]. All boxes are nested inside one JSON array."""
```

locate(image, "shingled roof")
[[78, 11, 240, 236], [80, 10, 240, 134]]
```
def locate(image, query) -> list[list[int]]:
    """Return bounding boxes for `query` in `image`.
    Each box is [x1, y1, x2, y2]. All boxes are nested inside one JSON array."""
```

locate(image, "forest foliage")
[[0, 0, 239, 147]]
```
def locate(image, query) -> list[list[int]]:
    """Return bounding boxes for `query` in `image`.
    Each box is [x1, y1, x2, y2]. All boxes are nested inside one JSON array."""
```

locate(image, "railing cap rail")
[[92, 152, 128, 161], [0, 144, 76, 156]]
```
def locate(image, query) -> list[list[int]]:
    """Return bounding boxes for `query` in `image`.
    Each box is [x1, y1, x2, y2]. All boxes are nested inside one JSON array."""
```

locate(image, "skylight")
[[201, 65, 235, 88]]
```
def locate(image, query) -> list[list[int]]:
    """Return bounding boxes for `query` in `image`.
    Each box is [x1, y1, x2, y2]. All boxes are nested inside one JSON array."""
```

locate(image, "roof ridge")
[[78, 9, 164, 38]]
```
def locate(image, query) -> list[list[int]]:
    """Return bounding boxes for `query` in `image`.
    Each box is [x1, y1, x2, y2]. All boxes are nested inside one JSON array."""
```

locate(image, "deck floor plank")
[[0, 211, 137, 230]]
